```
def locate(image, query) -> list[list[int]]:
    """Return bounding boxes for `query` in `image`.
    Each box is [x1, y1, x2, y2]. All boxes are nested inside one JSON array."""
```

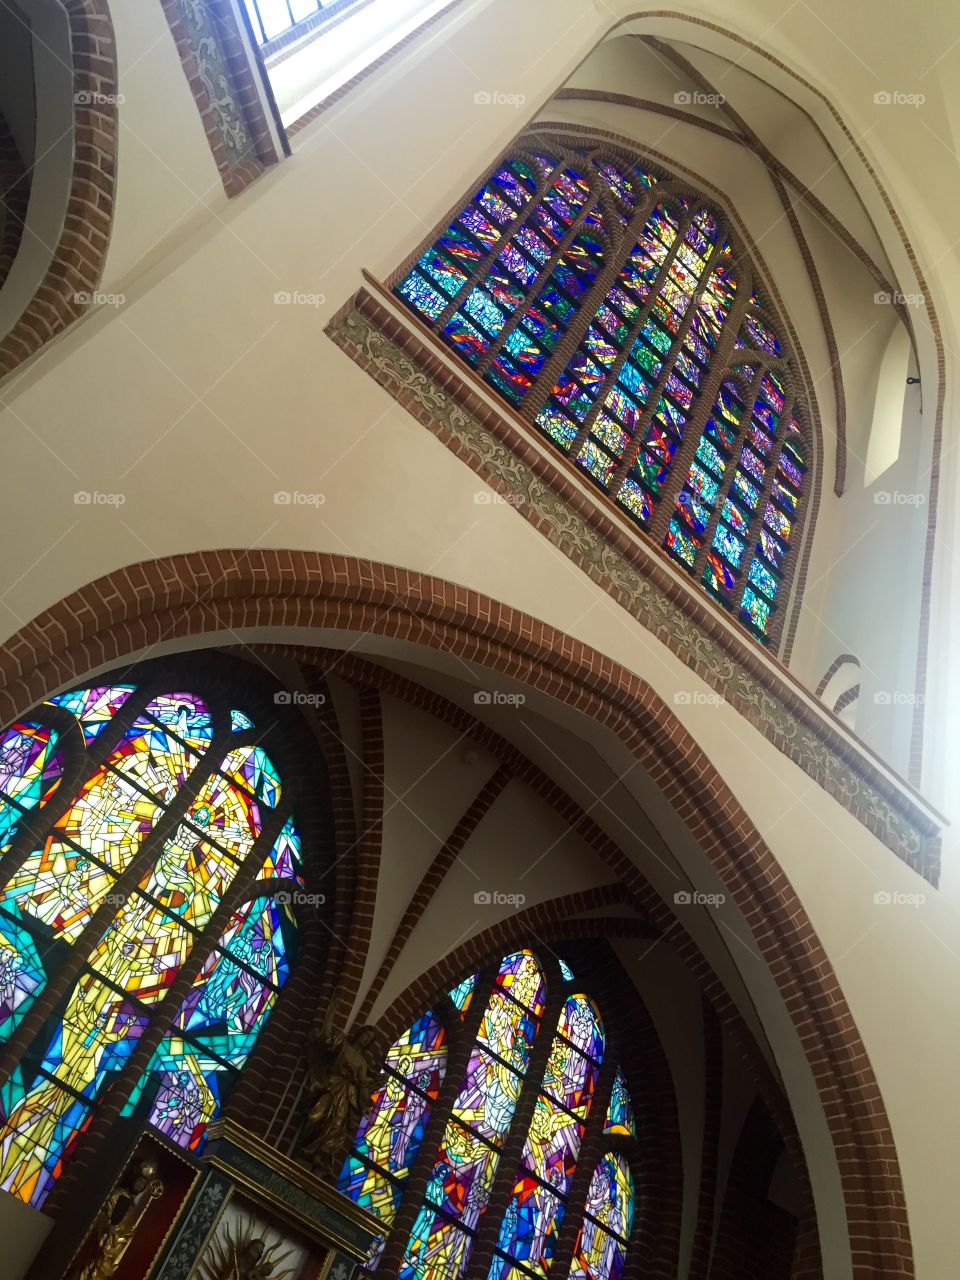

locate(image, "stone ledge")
[[326, 287, 944, 885]]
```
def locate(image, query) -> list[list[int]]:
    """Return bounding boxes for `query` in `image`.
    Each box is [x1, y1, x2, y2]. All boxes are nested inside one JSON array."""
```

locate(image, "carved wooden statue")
[[197, 1217, 294, 1280], [74, 1157, 164, 1279], [300, 1023, 380, 1175]]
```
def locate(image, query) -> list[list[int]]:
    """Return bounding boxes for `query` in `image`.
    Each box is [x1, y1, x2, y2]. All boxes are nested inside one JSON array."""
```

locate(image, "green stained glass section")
[[0, 913, 47, 1037], [604, 1069, 636, 1137], [449, 973, 478, 1018]]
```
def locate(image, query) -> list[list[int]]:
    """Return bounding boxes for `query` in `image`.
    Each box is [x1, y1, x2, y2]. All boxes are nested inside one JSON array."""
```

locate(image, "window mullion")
[[520, 184, 662, 425], [248, 0, 268, 43], [432, 152, 561, 334], [608, 216, 730, 500], [475, 191, 614, 382], [766, 390, 807, 654], [38, 796, 292, 1219], [377, 965, 498, 1277], [730, 391, 797, 618], [0, 681, 174, 889], [645, 260, 756, 543], [547, 1054, 619, 1280], [0, 725, 237, 1089], [690, 366, 767, 583], [462, 973, 566, 1280], [563, 205, 695, 467]]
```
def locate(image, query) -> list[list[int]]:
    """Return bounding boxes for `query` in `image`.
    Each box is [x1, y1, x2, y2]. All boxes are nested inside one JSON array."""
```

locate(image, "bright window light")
[[243, 0, 466, 127]]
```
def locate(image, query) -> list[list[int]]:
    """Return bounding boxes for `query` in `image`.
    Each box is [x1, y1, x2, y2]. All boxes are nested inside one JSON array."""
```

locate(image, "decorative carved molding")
[[162, 0, 282, 197], [154, 1171, 232, 1280], [174, 0, 254, 160], [326, 291, 941, 883]]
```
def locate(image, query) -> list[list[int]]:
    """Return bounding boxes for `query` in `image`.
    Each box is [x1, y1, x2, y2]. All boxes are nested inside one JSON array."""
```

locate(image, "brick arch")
[[244, 643, 818, 1275], [0, 0, 117, 381], [0, 549, 910, 1277], [368, 895, 646, 1044]]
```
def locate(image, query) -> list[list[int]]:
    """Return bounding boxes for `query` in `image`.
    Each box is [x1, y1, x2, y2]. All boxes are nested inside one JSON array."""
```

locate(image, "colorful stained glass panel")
[[353, 1077, 433, 1180], [48, 686, 136, 742], [454, 1047, 523, 1144], [522, 1092, 585, 1191], [0, 915, 46, 1036], [0, 725, 62, 840], [493, 1173, 566, 1276], [604, 1069, 636, 1137], [495, 952, 545, 1017], [423, 1120, 498, 1231], [449, 975, 477, 1018], [400, 1203, 474, 1280], [558, 996, 604, 1062], [740, 587, 771, 634], [339, 1155, 403, 1224]]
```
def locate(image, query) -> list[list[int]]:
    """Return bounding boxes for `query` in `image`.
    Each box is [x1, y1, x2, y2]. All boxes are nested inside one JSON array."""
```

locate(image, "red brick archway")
[[0, 0, 118, 380], [0, 550, 911, 1278]]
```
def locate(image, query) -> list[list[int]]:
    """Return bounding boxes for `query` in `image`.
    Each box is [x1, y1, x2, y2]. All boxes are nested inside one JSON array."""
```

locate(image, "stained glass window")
[[0, 673, 306, 1207], [570, 1155, 634, 1280], [394, 136, 809, 646], [340, 953, 637, 1280]]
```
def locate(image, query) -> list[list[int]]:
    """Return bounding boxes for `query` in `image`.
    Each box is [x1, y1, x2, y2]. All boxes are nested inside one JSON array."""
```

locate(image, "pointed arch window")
[[339, 951, 638, 1280], [0, 671, 311, 1207], [393, 134, 810, 646]]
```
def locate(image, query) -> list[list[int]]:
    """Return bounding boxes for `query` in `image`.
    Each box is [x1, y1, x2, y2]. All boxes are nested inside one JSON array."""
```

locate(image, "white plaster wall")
[[0, 1194, 53, 1280], [350, 694, 503, 1022], [371, 776, 615, 1020], [1, 1, 959, 1275]]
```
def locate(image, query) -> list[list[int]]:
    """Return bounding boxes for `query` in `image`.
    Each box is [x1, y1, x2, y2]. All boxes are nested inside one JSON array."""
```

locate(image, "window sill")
[[260, 0, 470, 130], [325, 276, 945, 884]]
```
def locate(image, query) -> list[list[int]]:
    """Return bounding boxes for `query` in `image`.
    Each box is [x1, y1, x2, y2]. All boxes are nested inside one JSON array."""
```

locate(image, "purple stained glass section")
[[558, 995, 604, 1062]]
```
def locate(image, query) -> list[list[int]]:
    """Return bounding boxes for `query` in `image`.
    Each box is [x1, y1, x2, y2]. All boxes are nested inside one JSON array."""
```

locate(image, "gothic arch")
[[387, 126, 816, 653], [0, 649, 336, 1226], [0, 550, 913, 1277], [351, 922, 684, 1280]]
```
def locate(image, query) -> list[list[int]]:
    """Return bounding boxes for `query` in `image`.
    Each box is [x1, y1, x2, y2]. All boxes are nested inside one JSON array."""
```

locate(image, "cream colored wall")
[[2, 1, 960, 1275], [0, 1194, 52, 1280], [98, 0, 233, 290], [351, 692, 504, 1020], [369, 773, 616, 1022], [787, 204, 928, 770]]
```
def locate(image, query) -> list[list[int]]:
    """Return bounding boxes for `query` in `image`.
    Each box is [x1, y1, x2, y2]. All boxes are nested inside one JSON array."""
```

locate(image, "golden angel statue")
[[300, 1022, 380, 1175], [197, 1217, 294, 1280], [74, 1157, 164, 1279]]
